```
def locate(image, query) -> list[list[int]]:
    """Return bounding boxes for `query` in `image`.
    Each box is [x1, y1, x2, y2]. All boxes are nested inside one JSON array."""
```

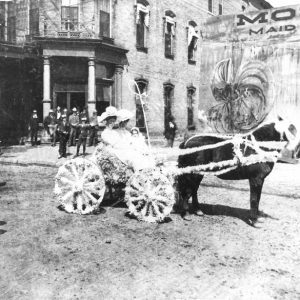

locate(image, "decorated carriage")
[[54, 57, 296, 224]]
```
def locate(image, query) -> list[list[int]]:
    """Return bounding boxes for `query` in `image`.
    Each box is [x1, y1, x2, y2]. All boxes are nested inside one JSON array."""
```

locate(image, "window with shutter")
[[187, 21, 198, 63], [164, 11, 176, 59], [135, 2, 149, 52]]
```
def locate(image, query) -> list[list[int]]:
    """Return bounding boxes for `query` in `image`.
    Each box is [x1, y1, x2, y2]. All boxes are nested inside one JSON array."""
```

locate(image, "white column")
[[43, 56, 51, 118], [88, 57, 96, 116]]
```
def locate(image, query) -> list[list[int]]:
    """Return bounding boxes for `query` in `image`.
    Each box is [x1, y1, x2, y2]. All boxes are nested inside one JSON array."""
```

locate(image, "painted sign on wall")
[[200, 5, 300, 133]]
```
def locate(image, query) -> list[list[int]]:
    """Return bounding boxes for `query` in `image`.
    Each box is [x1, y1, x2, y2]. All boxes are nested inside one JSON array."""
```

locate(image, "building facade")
[[0, 0, 271, 142]]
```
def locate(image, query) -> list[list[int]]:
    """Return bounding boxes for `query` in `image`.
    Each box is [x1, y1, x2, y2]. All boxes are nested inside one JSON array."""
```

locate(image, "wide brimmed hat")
[[117, 109, 133, 123], [130, 127, 140, 134], [98, 106, 118, 123]]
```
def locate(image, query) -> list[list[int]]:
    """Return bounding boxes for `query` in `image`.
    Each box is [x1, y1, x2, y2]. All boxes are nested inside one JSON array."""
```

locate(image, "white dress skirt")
[[101, 128, 155, 171]]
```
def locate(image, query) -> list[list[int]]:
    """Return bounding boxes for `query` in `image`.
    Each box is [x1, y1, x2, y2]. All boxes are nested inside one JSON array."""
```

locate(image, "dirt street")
[[0, 163, 299, 300]]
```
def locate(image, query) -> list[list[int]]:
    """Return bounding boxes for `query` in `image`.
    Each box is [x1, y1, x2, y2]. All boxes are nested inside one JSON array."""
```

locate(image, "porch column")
[[43, 56, 51, 118], [114, 65, 123, 108], [88, 57, 96, 116]]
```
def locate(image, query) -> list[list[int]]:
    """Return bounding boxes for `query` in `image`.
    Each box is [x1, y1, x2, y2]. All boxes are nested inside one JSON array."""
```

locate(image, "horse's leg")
[[192, 175, 204, 216], [176, 174, 193, 221], [249, 177, 264, 224]]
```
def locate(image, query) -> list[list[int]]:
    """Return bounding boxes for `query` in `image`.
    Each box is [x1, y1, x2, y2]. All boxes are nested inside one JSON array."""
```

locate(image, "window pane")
[[135, 82, 146, 128], [100, 10, 110, 37], [61, 7, 68, 19], [136, 23, 144, 47], [0, 4, 4, 40], [165, 33, 172, 56], [99, 0, 110, 13], [29, 8, 39, 35], [136, 11, 145, 47], [208, 0, 213, 12], [69, 7, 78, 20], [219, 3, 223, 15]]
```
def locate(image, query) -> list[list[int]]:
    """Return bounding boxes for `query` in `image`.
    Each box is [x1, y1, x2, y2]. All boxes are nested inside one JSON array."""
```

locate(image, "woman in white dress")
[[99, 107, 155, 171]]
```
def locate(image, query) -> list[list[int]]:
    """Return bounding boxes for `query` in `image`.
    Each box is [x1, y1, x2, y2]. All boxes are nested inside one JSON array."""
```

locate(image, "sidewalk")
[[0, 139, 181, 168]]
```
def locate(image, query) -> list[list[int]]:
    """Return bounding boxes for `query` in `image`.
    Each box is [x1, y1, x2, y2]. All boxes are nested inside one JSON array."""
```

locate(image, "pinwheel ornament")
[[208, 58, 274, 133]]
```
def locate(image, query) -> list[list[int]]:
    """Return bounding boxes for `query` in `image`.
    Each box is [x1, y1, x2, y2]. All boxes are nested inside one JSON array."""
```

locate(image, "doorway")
[[55, 92, 86, 112]]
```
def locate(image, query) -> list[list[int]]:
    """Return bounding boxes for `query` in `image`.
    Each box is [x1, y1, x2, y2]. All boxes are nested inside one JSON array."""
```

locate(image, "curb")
[[0, 159, 57, 168]]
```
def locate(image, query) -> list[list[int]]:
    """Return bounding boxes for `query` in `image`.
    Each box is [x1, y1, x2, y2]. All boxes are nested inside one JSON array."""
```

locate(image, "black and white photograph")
[[0, 0, 300, 299]]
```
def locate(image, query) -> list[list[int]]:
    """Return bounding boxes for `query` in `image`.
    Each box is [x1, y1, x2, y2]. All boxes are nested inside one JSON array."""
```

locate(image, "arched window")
[[187, 86, 196, 128], [164, 10, 176, 59], [187, 21, 198, 63], [136, 0, 150, 52], [135, 78, 148, 130]]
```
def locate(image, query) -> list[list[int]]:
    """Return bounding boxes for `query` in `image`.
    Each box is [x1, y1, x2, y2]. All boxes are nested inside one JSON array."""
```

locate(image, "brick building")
[[0, 0, 271, 142]]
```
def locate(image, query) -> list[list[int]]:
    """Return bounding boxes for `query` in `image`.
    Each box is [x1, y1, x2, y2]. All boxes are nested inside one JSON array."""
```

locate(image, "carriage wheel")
[[125, 168, 175, 223], [54, 158, 106, 214]]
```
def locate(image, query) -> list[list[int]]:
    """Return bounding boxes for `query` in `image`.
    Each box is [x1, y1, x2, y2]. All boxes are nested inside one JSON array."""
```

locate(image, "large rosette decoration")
[[208, 58, 274, 133]]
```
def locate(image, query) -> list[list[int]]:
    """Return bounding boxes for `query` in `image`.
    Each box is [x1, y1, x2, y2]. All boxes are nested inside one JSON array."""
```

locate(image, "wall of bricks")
[[112, 0, 249, 136]]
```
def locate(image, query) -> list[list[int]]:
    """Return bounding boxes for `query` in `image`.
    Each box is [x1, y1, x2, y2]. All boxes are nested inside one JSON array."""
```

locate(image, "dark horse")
[[176, 119, 295, 225]]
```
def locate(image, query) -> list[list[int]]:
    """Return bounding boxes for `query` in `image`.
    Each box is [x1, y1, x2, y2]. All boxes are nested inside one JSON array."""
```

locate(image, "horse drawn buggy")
[[54, 116, 294, 225], [54, 62, 298, 225]]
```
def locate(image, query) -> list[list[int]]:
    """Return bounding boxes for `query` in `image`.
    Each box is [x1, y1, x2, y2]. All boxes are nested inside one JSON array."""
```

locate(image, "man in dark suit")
[[29, 110, 39, 146], [57, 115, 70, 158]]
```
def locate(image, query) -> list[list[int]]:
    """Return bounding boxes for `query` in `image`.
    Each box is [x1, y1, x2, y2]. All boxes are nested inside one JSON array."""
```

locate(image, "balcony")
[[40, 30, 95, 39], [39, 19, 96, 40]]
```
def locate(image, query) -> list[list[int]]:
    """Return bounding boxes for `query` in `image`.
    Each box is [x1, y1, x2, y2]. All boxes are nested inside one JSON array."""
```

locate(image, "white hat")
[[117, 109, 133, 123], [72, 107, 77, 112], [98, 106, 118, 123], [49, 109, 54, 113], [33, 109, 37, 113]]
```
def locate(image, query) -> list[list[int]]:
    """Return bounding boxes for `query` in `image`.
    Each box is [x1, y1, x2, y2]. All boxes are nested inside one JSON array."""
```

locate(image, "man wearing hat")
[[88, 110, 98, 147], [68, 108, 79, 147], [29, 109, 39, 146], [43, 109, 57, 146], [75, 116, 90, 157], [55, 106, 62, 121], [57, 114, 70, 158]]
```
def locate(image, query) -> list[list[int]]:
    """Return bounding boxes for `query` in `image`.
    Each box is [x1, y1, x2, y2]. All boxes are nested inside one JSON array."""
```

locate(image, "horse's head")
[[274, 116, 299, 152]]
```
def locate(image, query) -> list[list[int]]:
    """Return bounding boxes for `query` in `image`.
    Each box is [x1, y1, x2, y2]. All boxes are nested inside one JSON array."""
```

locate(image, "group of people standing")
[[42, 106, 98, 158]]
